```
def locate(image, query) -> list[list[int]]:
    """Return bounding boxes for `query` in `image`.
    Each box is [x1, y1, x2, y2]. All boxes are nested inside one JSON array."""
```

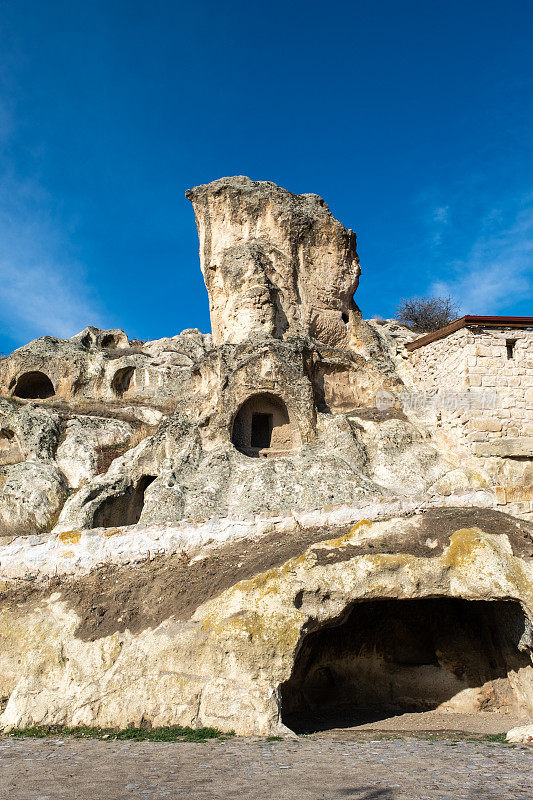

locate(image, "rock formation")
[[186, 176, 361, 346], [1, 509, 532, 735], [0, 176, 531, 738]]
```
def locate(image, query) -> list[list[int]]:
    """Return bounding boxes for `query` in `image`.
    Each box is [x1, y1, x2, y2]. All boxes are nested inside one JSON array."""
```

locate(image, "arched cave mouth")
[[231, 393, 297, 458], [280, 597, 533, 734], [92, 475, 156, 528], [12, 371, 55, 400], [101, 333, 119, 348], [111, 366, 135, 398]]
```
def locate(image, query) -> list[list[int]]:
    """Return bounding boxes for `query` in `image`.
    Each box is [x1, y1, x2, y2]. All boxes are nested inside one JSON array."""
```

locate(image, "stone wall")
[[409, 327, 533, 444], [408, 325, 533, 518]]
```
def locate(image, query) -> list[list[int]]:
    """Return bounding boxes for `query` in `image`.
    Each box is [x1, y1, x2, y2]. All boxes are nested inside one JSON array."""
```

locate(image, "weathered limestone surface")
[[186, 176, 362, 347], [51, 407, 458, 533], [0, 510, 532, 735], [0, 326, 213, 408], [0, 329, 464, 535], [0, 461, 67, 538], [0, 492, 496, 581], [0, 177, 531, 739], [506, 722, 533, 743], [55, 416, 135, 489], [0, 398, 144, 536]]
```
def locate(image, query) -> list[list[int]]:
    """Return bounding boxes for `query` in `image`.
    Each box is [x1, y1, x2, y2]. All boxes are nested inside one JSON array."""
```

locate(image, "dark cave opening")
[[111, 366, 135, 397], [250, 412, 273, 449], [280, 597, 533, 733], [92, 475, 157, 528], [12, 371, 55, 400], [231, 393, 295, 457]]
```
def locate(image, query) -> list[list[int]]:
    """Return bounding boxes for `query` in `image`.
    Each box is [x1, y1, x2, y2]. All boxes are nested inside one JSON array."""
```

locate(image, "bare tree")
[[395, 295, 460, 333]]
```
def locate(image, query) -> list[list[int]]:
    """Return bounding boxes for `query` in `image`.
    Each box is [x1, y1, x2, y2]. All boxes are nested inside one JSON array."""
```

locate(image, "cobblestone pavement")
[[0, 736, 532, 800]]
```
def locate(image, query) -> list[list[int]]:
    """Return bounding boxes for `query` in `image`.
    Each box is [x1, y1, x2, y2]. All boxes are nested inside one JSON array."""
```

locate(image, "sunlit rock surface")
[[0, 177, 531, 738], [1, 509, 532, 735]]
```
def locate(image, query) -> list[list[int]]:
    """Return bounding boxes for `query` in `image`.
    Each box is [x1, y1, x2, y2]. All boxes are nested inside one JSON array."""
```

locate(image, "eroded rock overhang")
[[0, 506, 532, 736]]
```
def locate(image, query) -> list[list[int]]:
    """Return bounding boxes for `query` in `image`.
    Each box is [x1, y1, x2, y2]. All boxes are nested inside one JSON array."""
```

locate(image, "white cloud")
[[429, 199, 533, 314], [428, 205, 450, 247], [0, 172, 104, 344], [432, 206, 449, 224]]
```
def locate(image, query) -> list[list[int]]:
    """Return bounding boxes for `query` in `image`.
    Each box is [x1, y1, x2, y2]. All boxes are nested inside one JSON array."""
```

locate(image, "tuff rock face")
[[1, 509, 532, 735], [507, 723, 533, 744], [0, 176, 531, 738], [186, 176, 361, 346], [0, 327, 467, 537]]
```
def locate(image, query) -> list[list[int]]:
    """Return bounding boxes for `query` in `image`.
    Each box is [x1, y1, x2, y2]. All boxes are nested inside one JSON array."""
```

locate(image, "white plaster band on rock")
[[0, 489, 495, 582]]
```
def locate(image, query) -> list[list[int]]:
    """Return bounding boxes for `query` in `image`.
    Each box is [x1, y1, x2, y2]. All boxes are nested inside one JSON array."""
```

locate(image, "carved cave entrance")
[[101, 334, 119, 348], [280, 598, 533, 733], [111, 366, 135, 398], [231, 393, 296, 458], [92, 475, 156, 528], [12, 371, 55, 399]]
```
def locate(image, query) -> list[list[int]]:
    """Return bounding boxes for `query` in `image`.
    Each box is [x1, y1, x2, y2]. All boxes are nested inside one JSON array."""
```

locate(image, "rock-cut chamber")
[[231, 393, 296, 458], [281, 597, 533, 733], [12, 371, 55, 399], [111, 366, 135, 398], [92, 475, 156, 528]]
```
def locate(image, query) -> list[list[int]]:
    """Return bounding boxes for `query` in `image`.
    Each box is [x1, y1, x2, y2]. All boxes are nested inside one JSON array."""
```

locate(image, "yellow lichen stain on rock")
[[58, 530, 81, 545], [60, 550, 74, 558], [364, 552, 413, 570], [203, 528, 420, 635], [201, 604, 302, 653], [232, 551, 315, 596], [312, 519, 372, 550], [504, 559, 533, 610], [199, 555, 306, 647], [444, 528, 492, 569], [234, 567, 283, 595], [350, 519, 372, 534], [320, 519, 372, 549], [442, 528, 533, 606]]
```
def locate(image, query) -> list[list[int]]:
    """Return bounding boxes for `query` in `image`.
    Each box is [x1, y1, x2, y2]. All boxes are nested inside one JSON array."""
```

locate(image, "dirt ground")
[[0, 730, 531, 800], [284, 708, 531, 737]]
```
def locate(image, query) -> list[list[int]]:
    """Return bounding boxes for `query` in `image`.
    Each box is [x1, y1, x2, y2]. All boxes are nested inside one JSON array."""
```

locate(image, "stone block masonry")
[[408, 325, 533, 518], [409, 326, 533, 444]]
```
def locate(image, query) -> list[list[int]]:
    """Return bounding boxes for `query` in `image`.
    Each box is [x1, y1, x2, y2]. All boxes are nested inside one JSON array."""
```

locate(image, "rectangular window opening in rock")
[[506, 339, 517, 360], [251, 413, 273, 449]]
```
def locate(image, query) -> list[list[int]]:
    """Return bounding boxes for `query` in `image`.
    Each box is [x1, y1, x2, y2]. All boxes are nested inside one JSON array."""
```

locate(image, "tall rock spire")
[[186, 176, 360, 346]]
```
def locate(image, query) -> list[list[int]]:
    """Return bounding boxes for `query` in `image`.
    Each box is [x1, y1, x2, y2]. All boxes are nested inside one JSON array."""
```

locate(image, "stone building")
[[404, 316, 533, 517], [406, 316, 533, 448]]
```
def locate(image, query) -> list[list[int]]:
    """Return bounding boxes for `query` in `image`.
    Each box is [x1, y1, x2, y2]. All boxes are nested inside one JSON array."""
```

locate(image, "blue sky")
[[0, 0, 532, 353]]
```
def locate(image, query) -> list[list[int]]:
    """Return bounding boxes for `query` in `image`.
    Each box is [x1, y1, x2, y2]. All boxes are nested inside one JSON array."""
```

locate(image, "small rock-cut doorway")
[[280, 597, 533, 734], [231, 393, 296, 458], [92, 475, 157, 528]]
